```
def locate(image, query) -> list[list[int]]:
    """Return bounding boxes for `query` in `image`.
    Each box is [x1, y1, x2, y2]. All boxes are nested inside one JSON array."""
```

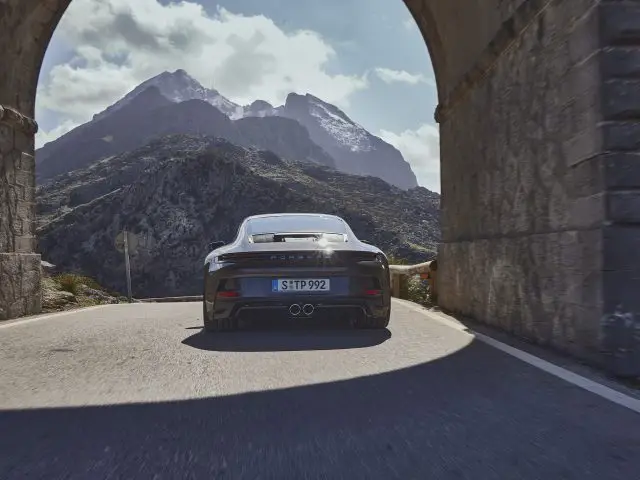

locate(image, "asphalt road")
[[1, 301, 639, 479]]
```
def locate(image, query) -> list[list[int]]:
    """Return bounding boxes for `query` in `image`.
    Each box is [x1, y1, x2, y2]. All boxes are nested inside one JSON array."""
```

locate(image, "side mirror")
[[208, 240, 225, 251]]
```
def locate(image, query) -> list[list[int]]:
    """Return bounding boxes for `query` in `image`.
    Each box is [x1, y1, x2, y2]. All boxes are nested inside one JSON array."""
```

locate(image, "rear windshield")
[[246, 215, 347, 240], [251, 232, 346, 243]]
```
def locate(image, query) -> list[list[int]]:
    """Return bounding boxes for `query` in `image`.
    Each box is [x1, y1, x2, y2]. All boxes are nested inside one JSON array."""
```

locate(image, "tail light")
[[216, 278, 239, 298], [364, 289, 383, 296], [216, 290, 239, 298]]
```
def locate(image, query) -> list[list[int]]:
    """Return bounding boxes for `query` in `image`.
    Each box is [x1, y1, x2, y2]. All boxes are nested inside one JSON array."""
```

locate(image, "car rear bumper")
[[204, 258, 391, 322], [207, 295, 390, 321]]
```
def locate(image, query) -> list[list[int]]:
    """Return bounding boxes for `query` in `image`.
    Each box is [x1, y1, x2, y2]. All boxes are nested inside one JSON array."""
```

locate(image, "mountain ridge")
[[37, 69, 418, 189], [36, 85, 336, 181]]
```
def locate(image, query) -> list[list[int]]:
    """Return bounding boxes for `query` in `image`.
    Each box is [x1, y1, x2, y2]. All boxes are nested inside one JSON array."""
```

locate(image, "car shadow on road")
[[182, 325, 392, 352]]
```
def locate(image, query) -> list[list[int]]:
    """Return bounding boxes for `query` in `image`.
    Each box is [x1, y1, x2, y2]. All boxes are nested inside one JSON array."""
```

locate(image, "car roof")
[[245, 213, 342, 221]]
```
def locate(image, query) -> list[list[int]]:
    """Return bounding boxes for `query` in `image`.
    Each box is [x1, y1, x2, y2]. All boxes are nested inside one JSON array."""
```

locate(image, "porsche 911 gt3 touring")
[[202, 213, 391, 331]]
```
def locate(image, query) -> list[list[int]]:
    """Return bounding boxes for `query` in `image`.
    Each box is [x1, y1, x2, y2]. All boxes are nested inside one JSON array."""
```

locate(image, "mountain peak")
[[249, 99, 273, 110], [283, 91, 372, 153], [285, 92, 324, 105], [243, 99, 278, 118], [92, 69, 242, 122], [279, 92, 418, 189]]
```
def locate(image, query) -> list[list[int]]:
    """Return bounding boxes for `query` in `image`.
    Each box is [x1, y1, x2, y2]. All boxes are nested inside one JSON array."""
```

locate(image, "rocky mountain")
[[36, 86, 335, 181], [278, 93, 418, 190], [37, 134, 440, 298], [36, 70, 419, 189], [93, 69, 243, 121]]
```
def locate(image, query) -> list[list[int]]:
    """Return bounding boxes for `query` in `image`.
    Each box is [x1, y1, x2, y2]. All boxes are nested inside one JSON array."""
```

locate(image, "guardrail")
[[388, 260, 438, 303]]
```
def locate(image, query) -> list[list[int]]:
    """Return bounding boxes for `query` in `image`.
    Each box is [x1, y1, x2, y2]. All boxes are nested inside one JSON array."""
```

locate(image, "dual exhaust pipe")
[[289, 303, 315, 317]]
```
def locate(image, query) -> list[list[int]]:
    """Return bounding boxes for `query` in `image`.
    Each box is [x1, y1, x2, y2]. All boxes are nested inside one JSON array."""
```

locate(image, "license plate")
[[272, 279, 330, 292]]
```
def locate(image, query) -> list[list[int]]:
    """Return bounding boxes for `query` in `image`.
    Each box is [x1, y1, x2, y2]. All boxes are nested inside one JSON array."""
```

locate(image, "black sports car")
[[203, 213, 391, 331]]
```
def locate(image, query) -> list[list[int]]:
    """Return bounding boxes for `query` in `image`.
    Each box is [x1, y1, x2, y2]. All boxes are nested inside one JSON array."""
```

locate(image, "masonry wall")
[[0, 119, 41, 320], [597, 2, 640, 375], [438, 0, 607, 363]]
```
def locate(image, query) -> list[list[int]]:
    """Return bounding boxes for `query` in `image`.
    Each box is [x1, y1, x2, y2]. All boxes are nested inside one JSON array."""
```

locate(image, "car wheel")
[[211, 317, 238, 332], [203, 303, 238, 332], [203, 300, 214, 331], [204, 317, 239, 332], [356, 311, 390, 330]]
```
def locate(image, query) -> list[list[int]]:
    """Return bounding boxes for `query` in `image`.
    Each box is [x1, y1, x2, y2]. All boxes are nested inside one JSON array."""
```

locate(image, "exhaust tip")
[[289, 304, 302, 316], [302, 304, 315, 316]]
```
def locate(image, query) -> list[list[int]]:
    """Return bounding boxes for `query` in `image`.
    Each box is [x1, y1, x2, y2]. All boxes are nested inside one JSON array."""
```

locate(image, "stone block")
[[603, 122, 640, 152], [607, 192, 640, 224], [603, 225, 640, 273], [601, 48, 640, 79], [0, 253, 42, 320], [603, 152, 640, 189], [599, 3, 640, 45], [602, 79, 640, 120]]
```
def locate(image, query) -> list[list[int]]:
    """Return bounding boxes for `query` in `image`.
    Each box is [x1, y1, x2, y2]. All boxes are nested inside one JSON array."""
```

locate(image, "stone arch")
[[2, 0, 639, 375]]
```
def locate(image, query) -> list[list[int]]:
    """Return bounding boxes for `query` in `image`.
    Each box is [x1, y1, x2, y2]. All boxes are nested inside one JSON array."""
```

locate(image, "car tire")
[[203, 268, 237, 332], [203, 303, 238, 332], [356, 312, 390, 330], [203, 316, 238, 332]]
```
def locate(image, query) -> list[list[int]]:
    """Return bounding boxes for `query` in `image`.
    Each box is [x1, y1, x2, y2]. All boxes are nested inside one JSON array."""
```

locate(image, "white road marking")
[[0, 304, 117, 329], [394, 299, 640, 415]]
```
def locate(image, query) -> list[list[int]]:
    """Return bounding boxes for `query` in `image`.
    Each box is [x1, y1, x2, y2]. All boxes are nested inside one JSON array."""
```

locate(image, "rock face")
[[235, 116, 336, 170], [36, 70, 418, 189], [36, 87, 175, 180], [243, 100, 278, 118], [41, 274, 122, 312], [37, 135, 440, 298], [280, 93, 419, 190]]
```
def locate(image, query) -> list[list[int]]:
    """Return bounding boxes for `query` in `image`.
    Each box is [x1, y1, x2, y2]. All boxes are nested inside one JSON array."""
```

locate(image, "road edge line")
[[394, 299, 640, 415], [0, 304, 122, 329]]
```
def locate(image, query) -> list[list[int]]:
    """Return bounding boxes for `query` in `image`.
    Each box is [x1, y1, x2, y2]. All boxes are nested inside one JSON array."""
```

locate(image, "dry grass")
[[53, 273, 103, 295]]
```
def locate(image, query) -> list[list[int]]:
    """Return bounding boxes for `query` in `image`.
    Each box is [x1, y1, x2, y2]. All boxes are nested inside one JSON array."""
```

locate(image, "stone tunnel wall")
[[438, 0, 640, 374], [438, 0, 606, 363]]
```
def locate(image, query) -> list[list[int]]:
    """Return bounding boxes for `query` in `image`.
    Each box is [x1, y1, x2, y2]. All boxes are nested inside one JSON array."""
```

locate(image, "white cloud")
[[403, 18, 415, 31], [35, 120, 79, 149], [373, 67, 431, 86], [36, 0, 369, 143], [380, 123, 440, 193]]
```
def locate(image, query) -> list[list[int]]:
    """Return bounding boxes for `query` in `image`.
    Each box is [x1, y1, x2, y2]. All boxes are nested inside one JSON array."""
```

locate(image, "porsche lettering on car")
[[202, 213, 391, 331]]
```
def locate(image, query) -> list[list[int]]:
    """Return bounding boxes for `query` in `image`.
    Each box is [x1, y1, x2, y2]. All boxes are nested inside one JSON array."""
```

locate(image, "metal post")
[[124, 229, 132, 303], [391, 273, 401, 298]]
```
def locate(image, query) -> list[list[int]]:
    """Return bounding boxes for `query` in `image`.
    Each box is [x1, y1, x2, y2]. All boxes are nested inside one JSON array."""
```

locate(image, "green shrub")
[[406, 274, 433, 307]]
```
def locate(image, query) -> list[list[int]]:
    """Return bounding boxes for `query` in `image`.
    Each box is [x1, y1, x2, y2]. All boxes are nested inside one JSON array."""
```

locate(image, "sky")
[[36, 0, 440, 192]]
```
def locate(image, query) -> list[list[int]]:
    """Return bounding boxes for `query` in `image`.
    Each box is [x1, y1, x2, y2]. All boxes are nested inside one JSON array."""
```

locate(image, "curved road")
[[1, 301, 639, 479]]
